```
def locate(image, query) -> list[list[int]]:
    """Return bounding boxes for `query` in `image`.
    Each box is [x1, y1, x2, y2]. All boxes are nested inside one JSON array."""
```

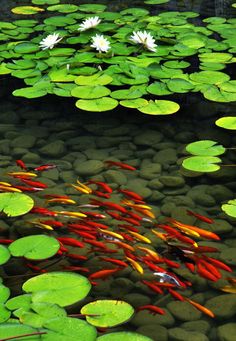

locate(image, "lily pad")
[[203, 85, 236, 102], [0, 245, 10, 265], [182, 156, 221, 172], [81, 300, 134, 327], [71, 85, 110, 99], [0, 324, 40, 340], [43, 317, 97, 341], [215, 116, 236, 130], [144, 0, 169, 4], [9, 235, 60, 260], [11, 6, 44, 15], [110, 88, 143, 100], [0, 63, 11, 75], [23, 272, 91, 306], [14, 42, 39, 54], [222, 200, 236, 218], [147, 82, 172, 96], [76, 97, 118, 112], [97, 332, 153, 341], [0, 284, 10, 303], [120, 98, 149, 108], [0, 305, 13, 323], [167, 78, 194, 93], [186, 140, 225, 156], [75, 73, 113, 86], [78, 4, 106, 12], [13, 87, 47, 99], [32, 0, 59, 4], [138, 100, 180, 115], [6, 294, 32, 311], [0, 192, 34, 217], [47, 4, 79, 13], [190, 71, 230, 84]]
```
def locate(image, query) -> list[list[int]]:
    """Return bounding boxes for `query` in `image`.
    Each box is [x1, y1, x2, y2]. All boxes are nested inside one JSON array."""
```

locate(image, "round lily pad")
[[14, 42, 39, 54], [81, 300, 134, 327], [215, 116, 236, 130], [186, 140, 226, 156], [97, 332, 153, 341], [190, 71, 230, 84], [222, 200, 236, 218], [0, 284, 10, 303], [182, 156, 221, 172], [0, 192, 34, 217], [138, 100, 180, 115], [13, 87, 47, 98], [147, 82, 172, 96], [47, 4, 79, 13], [0, 324, 40, 340], [71, 85, 111, 99], [22, 272, 91, 306], [110, 88, 143, 100], [75, 97, 118, 112], [78, 4, 107, 12], [32, 0, 59, 4], [0, 245, 10, 265], [9, 235, 60, 260], [75, 74, 113, 86], [11, 6, 44, 15], [120, 98, 148, 108]]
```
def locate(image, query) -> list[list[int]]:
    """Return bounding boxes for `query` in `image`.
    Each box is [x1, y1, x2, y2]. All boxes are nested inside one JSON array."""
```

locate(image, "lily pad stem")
[[1, 332, 47, 340]]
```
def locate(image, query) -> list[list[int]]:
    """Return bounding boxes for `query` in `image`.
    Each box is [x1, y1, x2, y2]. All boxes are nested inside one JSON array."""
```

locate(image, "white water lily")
[[78, 16, 101, 31], [90, 34, 111, 53], [130, 30, 157, 52], [39, 33, 62, 50]]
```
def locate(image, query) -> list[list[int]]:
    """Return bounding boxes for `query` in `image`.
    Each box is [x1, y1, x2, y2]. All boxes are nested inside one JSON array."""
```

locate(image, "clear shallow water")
[[0, 91, 236, 340]]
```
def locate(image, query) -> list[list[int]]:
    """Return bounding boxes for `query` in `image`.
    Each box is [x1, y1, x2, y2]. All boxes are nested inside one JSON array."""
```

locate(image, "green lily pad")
[[163, 60, 190, 69], [199, 52, 232, 63], [182, 156, 221, 172], [81, 300, 134, 327], [14, 19, 38, 27], [47, 4, 79, 13], [75, 73, 113, 86], [190, 71, 230, 84], [13, 87, 47, 98], [0, 63, 11, 75], [0, 192, 34, 217], [44, 16, 76, 26], [215, 116, 236, 130], [0, 324, 40, 340], [203, 85, 236, 102], [219, 80, 236, 93], [186, 140, 225, 156], [179, 34, 206, 49], [0, 245, 10, 265], [167, 79, 194, 93], [147, 82, 172, 96], [23, 272, 91, 306], [144, 0, 169, 4], [76, 97, 118, 112], [11, 6, 44, 15], [138, 100, 180, 115], [120, 98, 149, 108], [9, 235, 60, 260], [71, 85, 110, 99], [0, 284, 10, 303], [14, 42, 39, 54], [43, 317, 97, 341], [0, 304, 12, 323], [6, 294, 32, 311], [222, 200, 236, 218], [200, 62, 225, 71], [78, 4, 107, 12], [97, 332, 153, 341], [110, 88, 144, 100], [32, 0, 59, 4], [49, 68, 76, 82]]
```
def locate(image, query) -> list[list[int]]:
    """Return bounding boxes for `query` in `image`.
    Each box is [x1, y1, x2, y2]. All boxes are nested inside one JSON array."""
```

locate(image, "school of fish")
[[0, 159, 235, 318]]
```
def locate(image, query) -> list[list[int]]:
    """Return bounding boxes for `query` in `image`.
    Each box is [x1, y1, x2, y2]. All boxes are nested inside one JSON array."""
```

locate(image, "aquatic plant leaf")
[[186, 140, 225, 156], [12, 87, 47, 98], [43, 317, 97, 341], [75, 73, 113, 86], [222, 200, 236, 218], [0, 304, 11, 323], [6, 294, 32, 311], [11, 6, 44, 15], [0, 284, 10, 303], [13, 19, 38, 27], [0, 63, 11, 75], [144, 0, 169, 4], [215, 116, 236, 130], [138, 100, 180, 115], [76, 97, 118, 112], [232, 3, 236, 8], [200, 62, 225, 71], [97, 332, 153, 341], [9, 235, 60, 260], [199, 52, 232, 63], [49, 48, 75, 56], [81, 300, 134, 327], [182, 156, 221, 172], [179, 34, 206, 49], [48, 68, 76, 82], [120, 98, 148, 108], [163, 60, 190, 69], [23, 272, 91, 306], [147, 82, 172, 96], [190, 71, 230, 84], [0, 324, 40, 340], [219, 80, 236, 93], [78, 4, 107, 12], [167, 79, 194, 93], [47, 4, 79, 13], [44, 16, 76, 26], [14, 42, 39, 54], [110, 88, 143, 100], [71, 85, 110, 99], [0, 192, 34, 217], [203, 85, 236, 102], [0, 245, 10, 265], [32, 0, 59, 4]]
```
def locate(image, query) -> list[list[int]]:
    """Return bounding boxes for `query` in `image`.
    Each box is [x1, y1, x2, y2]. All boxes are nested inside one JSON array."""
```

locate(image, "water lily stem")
[[1, 332, 47, 340]]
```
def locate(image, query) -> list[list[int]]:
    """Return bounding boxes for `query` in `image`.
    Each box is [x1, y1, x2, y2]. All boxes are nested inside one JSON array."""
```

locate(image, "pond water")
[[0, 1, 236, 340]]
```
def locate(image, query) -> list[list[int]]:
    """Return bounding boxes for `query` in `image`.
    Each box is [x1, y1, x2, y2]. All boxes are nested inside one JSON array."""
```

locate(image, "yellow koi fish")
[[54, 210, 87, 218], [126, 257, 144, 274], [129, 231, 151, 244], [98, 228, 124, 240], [7, 172, 37, 177]]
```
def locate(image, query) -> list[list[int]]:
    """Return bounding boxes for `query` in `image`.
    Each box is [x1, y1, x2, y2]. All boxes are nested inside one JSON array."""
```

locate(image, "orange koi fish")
[[151, 229, 168, 241], [170, 219, 220, 240], [187, 210, 214, 224], [100, 257, 128, 267], [137, 305, 165, 315], [30, 207, 58, 217], [118, 189, 143, 201], [137, 246, 160, 262], [185, 298, 215, 318], [34, 164, 57, 171], [93, 191, 111, 199], [108, 240, 135, 252], [57, 237, 84, 248], [16, 159, 27, 170], [0, 185, 22, 192], [89, 267, 122, 280], [90, 199, 127, 214], [105, 160, 136, 171], [196, 262, 218, 282], [168, 288, 185, 301], [83, 239, 109, 250], [87, 180, 113, 193], [126, 257, 144, 274], [20, 179, 47, 189], [142, 280, 164, 295]]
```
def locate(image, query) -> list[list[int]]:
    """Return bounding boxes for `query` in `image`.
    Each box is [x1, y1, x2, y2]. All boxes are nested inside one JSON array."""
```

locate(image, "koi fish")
[[44, 194, 71, 199], [219, 285, 236, 294], [202, 256, 232, 272], [81, 212, 106, 219], [118, 189, 143, 201], [137, 246, 160, 262], [142, 280, 164, 295], [39, 220, 64, 228], [90, 199, 127, 214], [62, 266, 89, 273], [71, 183, 92, 195], [118, 224, 139, 233], [30, 207, 57, 217], [46, 198, 76, 205], [153, 272, 182, 287], [67, 254, 88, 261], [0, 239, 14, 244], [89, 267, 122, 280], [168, 288, 185, 301], [108, 240, 135, 252], [196, 262, 218, 282], [26, 263, 47, 273], [57, 237, 84, 248], [0, 185, 22, 192], [137, 305, 165, 315], [7, 171, 37, 178], [54, 211, 87, 218], [21, 178, 48, 189], [99, 257, 128, 267], [14, 185, 44, 192], [98, 228, 124, 240], [105, 160, 136, 171], [83, 239, 109, 250], [0, 182, 12, 186], [71, 230, 97, 240], [16, 159, 27, 170], [129, 231, 151, 244], [126, 257, 144, 274], [185, 298, 215, 318], [87, 180, 113, 193], [85, 221, 109, 230], [92, 191, 111, 199], [187, 210, 214, 224], [28, 221, 54, 231], [34, 164, 57, 171]]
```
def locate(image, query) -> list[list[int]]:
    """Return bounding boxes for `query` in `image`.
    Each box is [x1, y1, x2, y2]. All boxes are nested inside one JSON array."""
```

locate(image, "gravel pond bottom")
[[0, 94, 236, 340]]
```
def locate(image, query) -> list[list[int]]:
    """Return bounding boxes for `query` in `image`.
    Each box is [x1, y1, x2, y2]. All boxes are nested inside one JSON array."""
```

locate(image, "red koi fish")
[[105, 160, 136, 171], [83, 239, 109, 250], [67, 254, 87, 261], [199, 259, 221, 279], [16, 159, 27, 170], [163, 258, 180, 269], [57, 237, 84, 248], [34, 164, 57, 172], [26, 263, 47, 273], [90, 199, 127, 214], [70, 230, 97, 240], [14, 185, 44, 192], [0, 239, 14, 244], [87, 180, 113, 193], [44, 194, 71, 199], [196, 262, 218, 282], [142, 280, 164, 295], [30, 207, 57, 217], [92, 191, 111, 199], [121, 217, 141, 226], [168, 288, 185, 301], [62, 266, 89, 273], [67, 223, 94, 231], [187, 210, 214, 224], [202, 255, 232, 272], [39, 220, 64, 228], [89, 267, 122, 280], [118, 224, 139, 233], [21, 178, 48, 189], [125, 211, 143, 221], [105, 211, 122, 220], [82, 212, 106, 219], [85, 221, 109, 230], [137, 305, 165, 315], [118, 189, 143, 201], [99, 257, 128, 267]]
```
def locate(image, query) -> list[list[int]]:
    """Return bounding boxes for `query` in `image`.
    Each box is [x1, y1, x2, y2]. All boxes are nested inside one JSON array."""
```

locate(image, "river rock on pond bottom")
[[74, 160, 104, 176], [217, 323, 236, 341], [168, 327, 209, 341]]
